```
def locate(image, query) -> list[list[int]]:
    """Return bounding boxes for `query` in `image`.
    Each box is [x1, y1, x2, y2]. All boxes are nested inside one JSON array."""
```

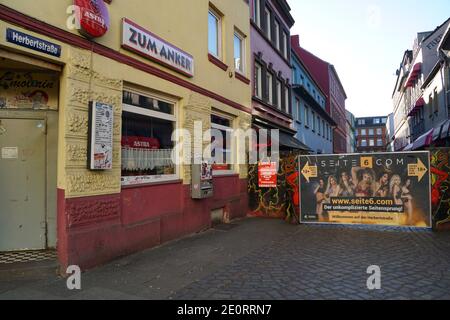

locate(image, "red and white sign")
[[74, 0, 110, 38], [121, 136, 160, 149], [258, 162, 277, 188], [121, 18, 195, 77]]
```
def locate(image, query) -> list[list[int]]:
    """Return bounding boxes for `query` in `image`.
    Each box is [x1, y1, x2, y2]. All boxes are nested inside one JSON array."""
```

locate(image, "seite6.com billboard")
[[299, 152, 431, 228]]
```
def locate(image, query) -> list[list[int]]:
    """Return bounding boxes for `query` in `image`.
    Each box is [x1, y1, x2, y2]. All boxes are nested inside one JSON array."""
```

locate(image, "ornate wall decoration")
[[67, 111, 88, 135], [66, 195, 121, 228], [67, 143, 87, 162], [66, 172, 121, 196]]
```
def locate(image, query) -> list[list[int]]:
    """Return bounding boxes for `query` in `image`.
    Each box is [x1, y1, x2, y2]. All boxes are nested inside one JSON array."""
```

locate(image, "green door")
[[0, 118, 46, 251]]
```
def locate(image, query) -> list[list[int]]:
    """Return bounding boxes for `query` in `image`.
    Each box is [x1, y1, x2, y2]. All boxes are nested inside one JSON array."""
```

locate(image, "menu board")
[[88, 101, 114, 170]]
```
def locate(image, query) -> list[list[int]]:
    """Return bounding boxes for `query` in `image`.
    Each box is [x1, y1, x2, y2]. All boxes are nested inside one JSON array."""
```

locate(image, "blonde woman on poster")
[[390, 175, 403, 206]]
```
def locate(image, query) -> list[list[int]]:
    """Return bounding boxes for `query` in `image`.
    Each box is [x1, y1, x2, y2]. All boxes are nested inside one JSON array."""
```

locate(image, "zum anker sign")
[[121, 18, 194, 77]]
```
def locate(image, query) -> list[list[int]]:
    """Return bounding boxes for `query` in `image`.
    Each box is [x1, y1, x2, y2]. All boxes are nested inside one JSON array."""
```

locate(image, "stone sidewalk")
[[1, 217, 450, 300]]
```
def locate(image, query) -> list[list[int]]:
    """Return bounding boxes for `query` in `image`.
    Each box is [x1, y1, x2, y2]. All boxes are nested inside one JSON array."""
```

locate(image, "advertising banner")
[[299, 152, 431, 227], [258, 162, 277, 188]]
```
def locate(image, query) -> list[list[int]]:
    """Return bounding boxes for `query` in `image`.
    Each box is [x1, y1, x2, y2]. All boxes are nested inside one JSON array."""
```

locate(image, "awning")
[[407, 97, 425, 117], [441, 120, 450, 140], [403, 143, 413, 151], [412, 128, 434, 150], [405, 63, 422, 88], [278, 131, 311, 151]]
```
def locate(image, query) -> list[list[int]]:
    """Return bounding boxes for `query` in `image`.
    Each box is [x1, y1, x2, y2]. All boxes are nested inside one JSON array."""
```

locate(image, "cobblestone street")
[[1, 218, 450, 300]]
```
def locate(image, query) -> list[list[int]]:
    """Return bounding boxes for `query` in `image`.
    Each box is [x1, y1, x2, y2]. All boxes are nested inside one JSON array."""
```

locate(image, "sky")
[[289, 0, 450, 118]]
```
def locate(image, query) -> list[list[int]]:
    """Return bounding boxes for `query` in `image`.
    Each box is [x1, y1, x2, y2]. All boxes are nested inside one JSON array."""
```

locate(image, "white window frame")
[[265, 7, 271, 41], [274, 20, 280, 50], [285, 87, 289, 113], [208, 8, 222, 59], [369, 139, 375, 147], [282, 31, 288, 59], [361, 139, 367, 147], [255, 62, 262, 98], [295, 98, 300, 122], [253, 0, 261, 27], [276, 79, 282, 109], [376, 128, 382, 135], [121, 91, 179, 186], [267, 72, 273, 104], [234, 30, 245, 74], [211, 111, 235, 176]]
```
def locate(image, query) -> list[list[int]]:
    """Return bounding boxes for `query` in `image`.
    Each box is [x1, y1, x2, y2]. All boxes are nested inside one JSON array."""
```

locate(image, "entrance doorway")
[[0, 118, 47, 251]]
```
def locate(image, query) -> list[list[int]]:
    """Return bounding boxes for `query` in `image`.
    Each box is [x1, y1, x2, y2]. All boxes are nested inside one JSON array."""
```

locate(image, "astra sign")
[[122, 18, 194, 77], [74, 0, 110, 38]]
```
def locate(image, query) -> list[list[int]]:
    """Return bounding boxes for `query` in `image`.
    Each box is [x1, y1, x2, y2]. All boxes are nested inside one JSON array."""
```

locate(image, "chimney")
[[291, 34, 300, 48]]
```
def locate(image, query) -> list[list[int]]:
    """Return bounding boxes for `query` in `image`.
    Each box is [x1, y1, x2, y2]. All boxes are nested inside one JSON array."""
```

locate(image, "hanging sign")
[[74, 0, 110, 38], [88, 101, 114, 170], [258, 162, 277, 188]]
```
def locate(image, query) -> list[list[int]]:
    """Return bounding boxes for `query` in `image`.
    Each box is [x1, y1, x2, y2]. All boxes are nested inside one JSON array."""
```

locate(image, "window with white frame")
[[369, 139, 375, 147], [234, 30, 245, 73], [274, 20, 280, 50], [312, 111, 316, 131], [376, 128, 382, 135], [121, 90, 177, 185], [305, 105, 310, 127], [361, 139, 367, 147], [361, 128, 366, 135], [377, 139, 383, 146], [317, 115, 321, 136], [211, 113, 234, 174], [368, 128, 374, 136], [253, 0, 260, 27], [264, 7, 271, 40], [284, 87, 289, 113], [208, 8, 221, 58], [295, 98, 300, 122], [255, 62, 262, 98], [282, 31, 288, 58], [276, 79, 282, 109], [267, 72, 273, 104]]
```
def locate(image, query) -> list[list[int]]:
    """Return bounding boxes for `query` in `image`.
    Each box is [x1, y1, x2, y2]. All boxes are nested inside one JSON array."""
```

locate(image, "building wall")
[[355, 117, 388, 153], [1, 0, 252, 270], [329, 68, 347, 154], [290, 48, 333, 154]]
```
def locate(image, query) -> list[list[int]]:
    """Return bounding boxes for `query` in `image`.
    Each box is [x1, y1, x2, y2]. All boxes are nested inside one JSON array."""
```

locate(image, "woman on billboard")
[[374, 172, 390, 198], [338, 171, 355, 196], [402, 178, 413, 224], [314, 179, 326, 220], [352, 167, 375, 197], [390, 175, 403, 206]]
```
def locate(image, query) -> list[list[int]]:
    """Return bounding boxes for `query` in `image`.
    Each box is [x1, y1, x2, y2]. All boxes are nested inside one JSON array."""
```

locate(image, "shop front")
[[1, 0, 252, 271]]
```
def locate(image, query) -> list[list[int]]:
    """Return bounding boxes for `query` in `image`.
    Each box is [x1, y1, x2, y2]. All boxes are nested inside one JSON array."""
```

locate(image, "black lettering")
[[186, 58, 191, 72], [160, 46, 167, 59], [147, 39, 158, 54], [167, 49, 175, 63], [175, 52, 181, 66], [129, 27, 138, 45], [137, 32, 147, 48]]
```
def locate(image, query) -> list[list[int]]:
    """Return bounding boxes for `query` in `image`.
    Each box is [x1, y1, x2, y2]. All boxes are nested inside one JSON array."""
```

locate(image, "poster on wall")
[[258, 162, 277, 188], [0, 71, 58, 110], [430, 148, 450, 230], [299, 152, 431, 227], [88, 101, 114, 170]]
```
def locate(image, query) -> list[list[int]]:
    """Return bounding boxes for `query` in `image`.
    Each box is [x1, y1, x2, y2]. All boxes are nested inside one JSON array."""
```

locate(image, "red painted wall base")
[[57, 176, 248, 271]]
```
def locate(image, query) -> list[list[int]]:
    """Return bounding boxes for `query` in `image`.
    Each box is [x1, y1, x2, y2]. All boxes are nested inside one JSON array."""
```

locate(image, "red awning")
[[412, 128, 434, 150], [405, 63, 422, 88], [407, 96, 425, 117]]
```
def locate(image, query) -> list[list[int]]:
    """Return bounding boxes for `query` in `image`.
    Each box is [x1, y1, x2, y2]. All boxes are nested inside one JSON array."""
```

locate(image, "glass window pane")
[[208, 11, 218, 56], [121, 111, 175, 178], [234, 34, 242, 71]]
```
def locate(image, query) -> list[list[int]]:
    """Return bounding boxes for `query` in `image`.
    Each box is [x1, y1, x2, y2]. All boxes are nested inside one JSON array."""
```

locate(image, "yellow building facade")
[[0, 0, 252, 270]]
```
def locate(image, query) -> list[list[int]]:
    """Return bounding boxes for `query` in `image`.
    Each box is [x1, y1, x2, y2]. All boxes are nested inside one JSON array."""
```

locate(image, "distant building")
[[290, 37, 335, 154], [292, 35, 348, 154], [345, 110, 356, 153], [355, 116, 388, 153], [386, 113, 395, 151], [392, 18, 450, 151]]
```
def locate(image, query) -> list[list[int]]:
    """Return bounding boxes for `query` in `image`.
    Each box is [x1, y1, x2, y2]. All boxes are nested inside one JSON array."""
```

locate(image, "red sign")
[[74, 0, 110, 38], [258, 162, 277, 188], [121, 136, 160, 149]]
